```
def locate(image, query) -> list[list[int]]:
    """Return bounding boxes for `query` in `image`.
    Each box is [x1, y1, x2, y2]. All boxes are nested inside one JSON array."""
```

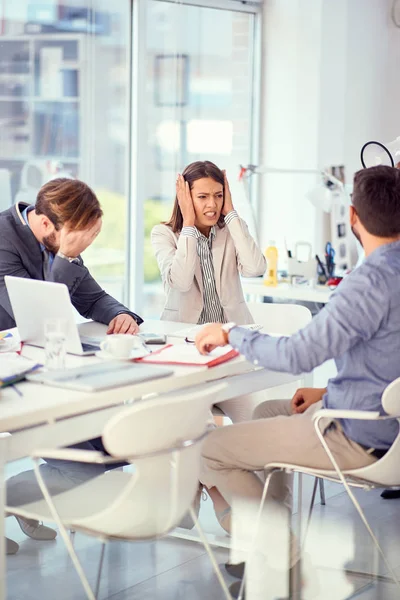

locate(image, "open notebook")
[[136, 344, 239, 368]]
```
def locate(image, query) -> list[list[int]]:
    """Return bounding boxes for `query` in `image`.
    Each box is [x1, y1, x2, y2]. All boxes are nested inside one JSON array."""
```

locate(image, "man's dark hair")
[[35, 178, 103, 231], [352, 165, 400, 237]]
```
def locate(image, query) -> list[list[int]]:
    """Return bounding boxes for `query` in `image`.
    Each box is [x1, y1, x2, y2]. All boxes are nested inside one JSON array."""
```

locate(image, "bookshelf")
[[0, 34, 89, 198]]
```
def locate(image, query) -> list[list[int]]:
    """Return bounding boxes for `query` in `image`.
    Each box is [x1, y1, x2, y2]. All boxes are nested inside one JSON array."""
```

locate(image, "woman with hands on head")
[[151, 161, 266, 532], [151, 161, 266, 327]]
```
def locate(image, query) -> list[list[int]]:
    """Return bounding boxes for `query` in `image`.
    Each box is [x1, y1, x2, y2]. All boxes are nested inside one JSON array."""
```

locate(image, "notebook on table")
[[135, 344, 239, 368], [26, 361, 173, 392]]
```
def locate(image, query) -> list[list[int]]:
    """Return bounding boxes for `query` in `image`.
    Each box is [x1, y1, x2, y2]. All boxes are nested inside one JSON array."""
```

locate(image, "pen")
[[315, 254, 327, 278], [11, 385, 23, 397]]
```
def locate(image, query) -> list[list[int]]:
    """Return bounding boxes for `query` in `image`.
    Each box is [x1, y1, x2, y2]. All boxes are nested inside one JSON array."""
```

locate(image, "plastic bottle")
[[264, 241, 278, 287]]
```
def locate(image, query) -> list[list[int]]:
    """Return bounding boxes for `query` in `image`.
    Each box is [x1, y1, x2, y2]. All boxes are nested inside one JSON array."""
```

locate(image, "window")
[[0, 0, 261, 319], [0, 0, 131, 303], [141, 0, 260, 318]]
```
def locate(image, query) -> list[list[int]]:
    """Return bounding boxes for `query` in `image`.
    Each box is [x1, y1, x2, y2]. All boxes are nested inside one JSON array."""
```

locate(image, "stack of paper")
[[0, 353, 42, 388], [0, 332, 21, 353]]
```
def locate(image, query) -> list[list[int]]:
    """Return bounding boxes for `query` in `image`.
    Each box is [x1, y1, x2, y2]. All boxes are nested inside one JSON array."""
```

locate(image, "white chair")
[[237, 377, 400, 599], [7, 383, 232, 600], [247, 301, 312, 336]]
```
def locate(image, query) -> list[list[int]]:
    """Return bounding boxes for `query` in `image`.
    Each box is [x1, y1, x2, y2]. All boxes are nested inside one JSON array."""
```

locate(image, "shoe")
[[381, 489, 400, 499], [15, 516, 57, 540], [225, 561, 245, 579], [178, 484, 205, 529], [6, 538, 19, 555], [215, 506, 231, 534], [229, 580, 245, 599]]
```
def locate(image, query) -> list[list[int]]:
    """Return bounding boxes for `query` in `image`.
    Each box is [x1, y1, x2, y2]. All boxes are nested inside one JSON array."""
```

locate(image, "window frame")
[[127, 0, 263, 313]]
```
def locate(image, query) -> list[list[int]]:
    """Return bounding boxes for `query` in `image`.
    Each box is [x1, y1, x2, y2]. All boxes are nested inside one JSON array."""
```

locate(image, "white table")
[[242, 278, 333, 304], [0, 319, 299, 599]]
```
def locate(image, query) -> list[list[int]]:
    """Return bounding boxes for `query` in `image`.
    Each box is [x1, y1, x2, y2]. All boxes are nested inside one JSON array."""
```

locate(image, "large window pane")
[[0, 0, 130, 303], [143, 1, 257, 318]]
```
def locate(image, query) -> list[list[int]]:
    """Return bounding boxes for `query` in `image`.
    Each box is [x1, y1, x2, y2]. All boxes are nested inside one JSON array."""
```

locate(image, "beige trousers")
[[202, 399, 377, 505], [201, 399, 378, 590]]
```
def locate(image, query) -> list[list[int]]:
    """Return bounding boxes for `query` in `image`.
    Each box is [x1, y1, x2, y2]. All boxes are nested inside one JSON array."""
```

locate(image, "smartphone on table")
[[139, 333, 167, 345]]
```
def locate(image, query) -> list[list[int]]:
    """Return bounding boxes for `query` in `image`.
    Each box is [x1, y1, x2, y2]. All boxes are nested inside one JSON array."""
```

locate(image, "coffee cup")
[[100, 334, 141, 359]]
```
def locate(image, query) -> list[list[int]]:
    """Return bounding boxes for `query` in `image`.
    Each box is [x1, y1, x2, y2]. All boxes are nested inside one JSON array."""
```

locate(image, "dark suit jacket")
[[0, 203, 143, 330]]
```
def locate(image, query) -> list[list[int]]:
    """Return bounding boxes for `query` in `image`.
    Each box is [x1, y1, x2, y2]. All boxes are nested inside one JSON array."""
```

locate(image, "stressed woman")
[[152, 161, 266, 533], [151, 161, 266, 427], [151, 160, 265, 326]]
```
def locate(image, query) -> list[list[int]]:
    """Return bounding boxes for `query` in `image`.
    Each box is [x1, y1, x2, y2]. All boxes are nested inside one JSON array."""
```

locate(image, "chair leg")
[[318, 478, 326, 505], [51, 519, 96, 600], [297, 473, 303, 540], [94, 543, 106, 599], [314, 422, 400, 591], [344, 490, 400, 589], [32, 460, 96, 600], [233, 468, 285, 600], [190, 507, 231, 600], [301, 477, 318, 551]]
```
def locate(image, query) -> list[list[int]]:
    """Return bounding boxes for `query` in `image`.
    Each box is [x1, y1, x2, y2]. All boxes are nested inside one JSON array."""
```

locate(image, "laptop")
[[26, 361, 173, 392], [5, 276, 102, 355]]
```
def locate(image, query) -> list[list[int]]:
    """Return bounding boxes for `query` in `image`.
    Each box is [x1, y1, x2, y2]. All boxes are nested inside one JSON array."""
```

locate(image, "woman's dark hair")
[[164, 161, 225, 232], [352, 165, 400, 237]]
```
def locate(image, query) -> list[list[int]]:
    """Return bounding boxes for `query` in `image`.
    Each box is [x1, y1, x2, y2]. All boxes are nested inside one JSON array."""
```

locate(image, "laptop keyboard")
[[81, 342, 100, 352]]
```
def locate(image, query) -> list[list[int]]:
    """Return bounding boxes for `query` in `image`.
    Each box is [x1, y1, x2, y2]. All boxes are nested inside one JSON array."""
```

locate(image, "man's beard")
[[351, 226, 363, 247], [42, 232, 59, 255]]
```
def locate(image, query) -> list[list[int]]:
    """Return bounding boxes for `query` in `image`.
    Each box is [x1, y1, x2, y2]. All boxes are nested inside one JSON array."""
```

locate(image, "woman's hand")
[[221, 170, 234, 216], [176, 174, 196, 227]]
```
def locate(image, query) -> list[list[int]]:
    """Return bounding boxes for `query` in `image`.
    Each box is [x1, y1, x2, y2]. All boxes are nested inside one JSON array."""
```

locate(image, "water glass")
[[44, 318, 67, 370]]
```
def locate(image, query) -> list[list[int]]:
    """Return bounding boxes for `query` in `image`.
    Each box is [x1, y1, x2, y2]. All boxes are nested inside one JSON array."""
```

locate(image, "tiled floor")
[[6, 467, 400, 600], [6, 360, 400, 599]]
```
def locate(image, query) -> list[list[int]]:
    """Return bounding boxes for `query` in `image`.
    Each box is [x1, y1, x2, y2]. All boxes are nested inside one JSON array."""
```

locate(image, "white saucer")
[[95, 349, 147, 361]]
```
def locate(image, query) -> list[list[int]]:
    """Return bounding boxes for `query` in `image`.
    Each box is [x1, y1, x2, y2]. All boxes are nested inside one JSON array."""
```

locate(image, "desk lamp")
[[361, 137, 400, 168]]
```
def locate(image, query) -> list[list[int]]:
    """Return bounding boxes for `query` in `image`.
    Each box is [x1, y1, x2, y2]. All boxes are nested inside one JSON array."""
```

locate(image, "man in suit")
[[0, 177, 141, 332], [1, 178, 143, 554]]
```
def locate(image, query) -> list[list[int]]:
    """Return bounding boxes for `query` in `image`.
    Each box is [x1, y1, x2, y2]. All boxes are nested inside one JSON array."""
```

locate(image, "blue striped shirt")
[[229, 240, 400, 450]]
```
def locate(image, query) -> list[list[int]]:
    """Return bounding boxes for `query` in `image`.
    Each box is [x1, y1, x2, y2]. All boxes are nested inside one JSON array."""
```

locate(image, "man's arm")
[[228, 268, 387, 375], [49, 255, 143, 326]]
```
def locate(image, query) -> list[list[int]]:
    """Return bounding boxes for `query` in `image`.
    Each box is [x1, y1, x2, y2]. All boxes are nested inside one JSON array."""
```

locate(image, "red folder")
[[135, 344, 239, 368]]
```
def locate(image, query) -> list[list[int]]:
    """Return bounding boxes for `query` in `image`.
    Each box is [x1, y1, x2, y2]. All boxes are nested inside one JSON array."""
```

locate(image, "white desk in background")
[[242, 278, 333, 305], [0, 318, 301, 600]]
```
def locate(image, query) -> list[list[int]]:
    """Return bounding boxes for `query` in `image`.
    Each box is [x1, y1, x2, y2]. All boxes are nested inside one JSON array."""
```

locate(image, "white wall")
[[258, 0, 400, 263]]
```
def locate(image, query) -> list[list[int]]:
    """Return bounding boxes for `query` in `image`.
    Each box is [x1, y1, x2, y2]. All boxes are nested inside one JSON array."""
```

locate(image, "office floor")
[[6, 360, 400, 600], [5, 480, 400, 600]]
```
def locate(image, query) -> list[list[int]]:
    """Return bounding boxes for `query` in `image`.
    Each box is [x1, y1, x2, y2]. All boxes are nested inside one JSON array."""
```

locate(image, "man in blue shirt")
[[195, 165, 400, 594]]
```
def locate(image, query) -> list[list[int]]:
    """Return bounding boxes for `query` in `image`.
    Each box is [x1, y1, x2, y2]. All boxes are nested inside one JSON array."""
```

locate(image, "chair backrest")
[[81, 382, 226, 538], [382, 376, 400, 416], [345, 377, 400, 486], [247, 301, 312, 336]]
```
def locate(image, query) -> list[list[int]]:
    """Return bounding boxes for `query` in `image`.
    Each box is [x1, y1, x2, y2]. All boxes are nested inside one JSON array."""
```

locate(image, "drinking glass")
[[44, 318, 67, 370]]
